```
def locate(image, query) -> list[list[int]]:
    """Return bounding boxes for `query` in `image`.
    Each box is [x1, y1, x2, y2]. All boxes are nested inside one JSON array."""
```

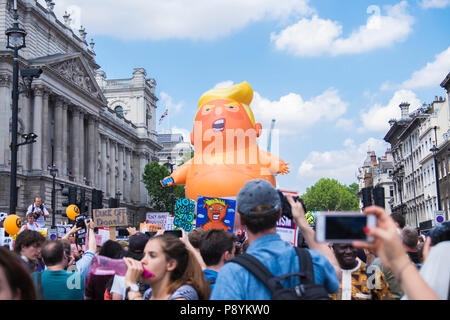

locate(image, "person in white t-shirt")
[[26, 197, 50, 228], [19, 212, 40, 233]]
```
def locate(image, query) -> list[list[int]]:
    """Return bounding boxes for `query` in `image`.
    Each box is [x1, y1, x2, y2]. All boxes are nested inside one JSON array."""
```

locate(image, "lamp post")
[[6, 1, 26, 216], [430, 145, 442, 211], [115, 190, 122, 208], [48, 164, 58, 228], [396, 173, 404, 215], [163, 156, 174, 215], [6, 2, 42, 216]]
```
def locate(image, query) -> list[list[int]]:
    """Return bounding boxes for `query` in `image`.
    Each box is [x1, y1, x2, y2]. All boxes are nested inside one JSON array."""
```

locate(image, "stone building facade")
[[0, 0, 162, 226]]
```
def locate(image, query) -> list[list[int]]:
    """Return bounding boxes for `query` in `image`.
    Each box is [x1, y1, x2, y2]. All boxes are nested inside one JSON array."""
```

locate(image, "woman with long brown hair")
[[123, 233, 210, 300], [0, 247, 37, 300]]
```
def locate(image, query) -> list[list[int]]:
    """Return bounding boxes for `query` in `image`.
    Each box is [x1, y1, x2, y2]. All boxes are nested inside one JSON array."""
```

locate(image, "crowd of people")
[[0, 179, 449, 301]]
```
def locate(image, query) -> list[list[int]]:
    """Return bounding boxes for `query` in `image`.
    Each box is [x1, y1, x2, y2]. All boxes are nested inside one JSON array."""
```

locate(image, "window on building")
[[114, 105, 124, 117]]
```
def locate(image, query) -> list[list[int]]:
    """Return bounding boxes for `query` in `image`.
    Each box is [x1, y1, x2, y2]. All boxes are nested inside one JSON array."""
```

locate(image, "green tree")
[[348, 183, 359, 199], [301, 178, 359, 211], [142, 162, 185, 213]]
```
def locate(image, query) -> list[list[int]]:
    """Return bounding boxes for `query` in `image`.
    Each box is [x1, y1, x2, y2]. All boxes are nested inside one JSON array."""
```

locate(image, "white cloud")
[[251, 88, 348, 135], [419, 0, 450, 9], [160, 92, 184, 114], [41, 0, 314, 40], [399, 46, 450, 90], [297, 137, 389, 190], [271, 1, 414, 57], [208, 81, 349, 135], [359, 89, 422, 132]]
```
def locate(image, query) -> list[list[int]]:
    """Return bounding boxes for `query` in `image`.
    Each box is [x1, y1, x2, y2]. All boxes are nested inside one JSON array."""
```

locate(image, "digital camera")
[[277, 190, 307, 220]]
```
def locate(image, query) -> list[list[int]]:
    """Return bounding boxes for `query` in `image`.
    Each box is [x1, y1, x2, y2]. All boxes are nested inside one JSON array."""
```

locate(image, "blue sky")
[[46, 0, 450, 194]]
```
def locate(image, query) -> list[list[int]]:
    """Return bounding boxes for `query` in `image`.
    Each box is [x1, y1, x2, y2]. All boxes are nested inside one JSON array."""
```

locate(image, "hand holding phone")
[[160, 177, 174, 187], [315, 212, 376, 243]]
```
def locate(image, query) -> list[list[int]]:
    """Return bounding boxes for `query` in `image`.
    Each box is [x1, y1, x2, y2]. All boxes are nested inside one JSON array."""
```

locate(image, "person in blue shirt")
[[33, 240, 85, 300], [210, 179, 340, 300], [199, 229, 238, 292]]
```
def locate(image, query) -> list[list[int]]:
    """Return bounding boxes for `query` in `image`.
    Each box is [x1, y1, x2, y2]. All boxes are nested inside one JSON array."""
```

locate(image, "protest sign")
[[140, 223, 163, 233], [56, 225, 73, 239], [173, 198, 196, 232], [276, 216, 298, 246], [93, 208, 128, 227], [196, 197, 236, 233], [145, 212, 169, 227], [164, 216, 174, 231]]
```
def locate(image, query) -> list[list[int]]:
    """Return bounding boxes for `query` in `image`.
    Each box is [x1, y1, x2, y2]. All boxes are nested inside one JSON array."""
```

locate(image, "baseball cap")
[[237, 179, 281, 216], [126, 232, 150, 260]]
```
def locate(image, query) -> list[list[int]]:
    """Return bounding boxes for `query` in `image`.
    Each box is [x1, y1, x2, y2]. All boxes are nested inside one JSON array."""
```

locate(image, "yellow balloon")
[[66, 204, 80, 220], [4, 214, 22, 235]]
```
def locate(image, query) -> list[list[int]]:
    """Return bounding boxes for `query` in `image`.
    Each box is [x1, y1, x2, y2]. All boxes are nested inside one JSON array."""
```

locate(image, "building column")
[[0, 74, 11, 167], [61, 99, 68, 177], [118, 144, 124, 199], [41, 89, 50, 170], [18, 88, 31, 172], [125, 148, 132, 203], [31, 86, 44, 171], [101, 135, 107, 194], [70, 105, 80, 182], [87, 115, 96, 186], [110, 140, 116, 197], [54, 97, 64, 172], [138, 152, 148, 205], [79, 111, 85, 183]]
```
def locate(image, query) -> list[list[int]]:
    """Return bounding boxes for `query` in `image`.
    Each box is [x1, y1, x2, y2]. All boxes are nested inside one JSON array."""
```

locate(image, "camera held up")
[[277, 190, 307, 220]]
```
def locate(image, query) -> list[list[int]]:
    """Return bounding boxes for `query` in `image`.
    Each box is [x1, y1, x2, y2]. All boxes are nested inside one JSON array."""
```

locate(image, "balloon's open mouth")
[[212, 118, 225, 131]]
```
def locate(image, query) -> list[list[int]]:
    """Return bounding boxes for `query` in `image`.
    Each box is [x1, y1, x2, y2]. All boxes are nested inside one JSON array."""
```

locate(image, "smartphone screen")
[[164, 230, 182, 237], [325, 215, 367, 241]]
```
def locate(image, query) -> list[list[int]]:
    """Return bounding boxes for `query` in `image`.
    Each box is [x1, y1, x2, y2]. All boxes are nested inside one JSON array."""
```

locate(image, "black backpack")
[[231, 247, 330, 300]]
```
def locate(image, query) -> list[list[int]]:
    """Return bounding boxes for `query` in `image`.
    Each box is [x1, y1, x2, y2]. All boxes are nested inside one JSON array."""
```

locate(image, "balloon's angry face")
[[195, 99, 254, 134]]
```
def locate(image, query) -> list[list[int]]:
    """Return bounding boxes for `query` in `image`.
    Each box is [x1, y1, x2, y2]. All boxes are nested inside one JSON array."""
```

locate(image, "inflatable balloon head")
[[3, 214, 22, 235], [190, 81, 262, 145], [161, 81, 289, 202], [66, 204, 80, 221]]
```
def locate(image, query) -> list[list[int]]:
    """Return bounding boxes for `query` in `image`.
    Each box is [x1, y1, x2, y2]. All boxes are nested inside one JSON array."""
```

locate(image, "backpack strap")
[[294, 247, 315, 285], [231, 254, 284, 295]]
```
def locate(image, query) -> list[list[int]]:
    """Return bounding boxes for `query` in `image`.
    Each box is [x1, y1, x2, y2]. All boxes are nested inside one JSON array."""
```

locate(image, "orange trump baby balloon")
[[160, 81, 289, 201]]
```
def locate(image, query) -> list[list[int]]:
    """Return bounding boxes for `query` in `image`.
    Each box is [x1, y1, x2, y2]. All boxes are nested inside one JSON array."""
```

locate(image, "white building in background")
[[357, 149, 394, 214], [157, 131, 193, 170], [0, 0, 162, 226], [384, 89, 449, 229]]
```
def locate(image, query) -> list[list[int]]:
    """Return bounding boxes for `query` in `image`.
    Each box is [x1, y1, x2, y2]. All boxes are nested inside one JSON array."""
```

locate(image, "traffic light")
[[92, 189, 103, 209], [361, 187, 372, 209], [108, 197, 119, 208], [62, 186, 77, 207], [373, 186, 385, 208], [78, 189, 89, 214]]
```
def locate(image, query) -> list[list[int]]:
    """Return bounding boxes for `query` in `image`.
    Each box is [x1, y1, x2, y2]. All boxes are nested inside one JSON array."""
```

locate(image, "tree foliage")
[[142, 162, 185, 213], [301, 178, 359, 212]]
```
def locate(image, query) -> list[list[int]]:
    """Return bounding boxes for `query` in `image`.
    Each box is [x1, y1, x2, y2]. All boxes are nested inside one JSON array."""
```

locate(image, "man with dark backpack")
[[210, 179, 340, 300]]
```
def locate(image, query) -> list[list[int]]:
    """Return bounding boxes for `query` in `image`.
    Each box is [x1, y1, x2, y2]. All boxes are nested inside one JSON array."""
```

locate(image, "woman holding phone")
[[353, 206, 440, 300], [123, 233, 210, 300]]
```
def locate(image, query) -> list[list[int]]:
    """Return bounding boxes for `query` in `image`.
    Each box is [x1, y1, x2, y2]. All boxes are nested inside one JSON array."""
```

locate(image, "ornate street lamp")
[[430, 145, 442, 211], [6, 1, 27, 215]]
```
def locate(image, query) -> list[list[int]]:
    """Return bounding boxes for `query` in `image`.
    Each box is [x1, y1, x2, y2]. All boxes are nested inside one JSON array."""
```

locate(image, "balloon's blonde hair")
[[197, 81, 255, 126]]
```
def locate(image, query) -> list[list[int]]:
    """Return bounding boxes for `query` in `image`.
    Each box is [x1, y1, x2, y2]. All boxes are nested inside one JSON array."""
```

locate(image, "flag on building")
[[159, 109, 168, 125]]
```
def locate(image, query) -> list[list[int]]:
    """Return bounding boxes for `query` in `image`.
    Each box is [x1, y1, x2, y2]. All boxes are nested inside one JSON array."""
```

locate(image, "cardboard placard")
[[93, 208, 128, 227], [140, 223, 163, 233], [174, 198, 196, 232], [145, 212, 169, 227], [196, 196, 236, 233]]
